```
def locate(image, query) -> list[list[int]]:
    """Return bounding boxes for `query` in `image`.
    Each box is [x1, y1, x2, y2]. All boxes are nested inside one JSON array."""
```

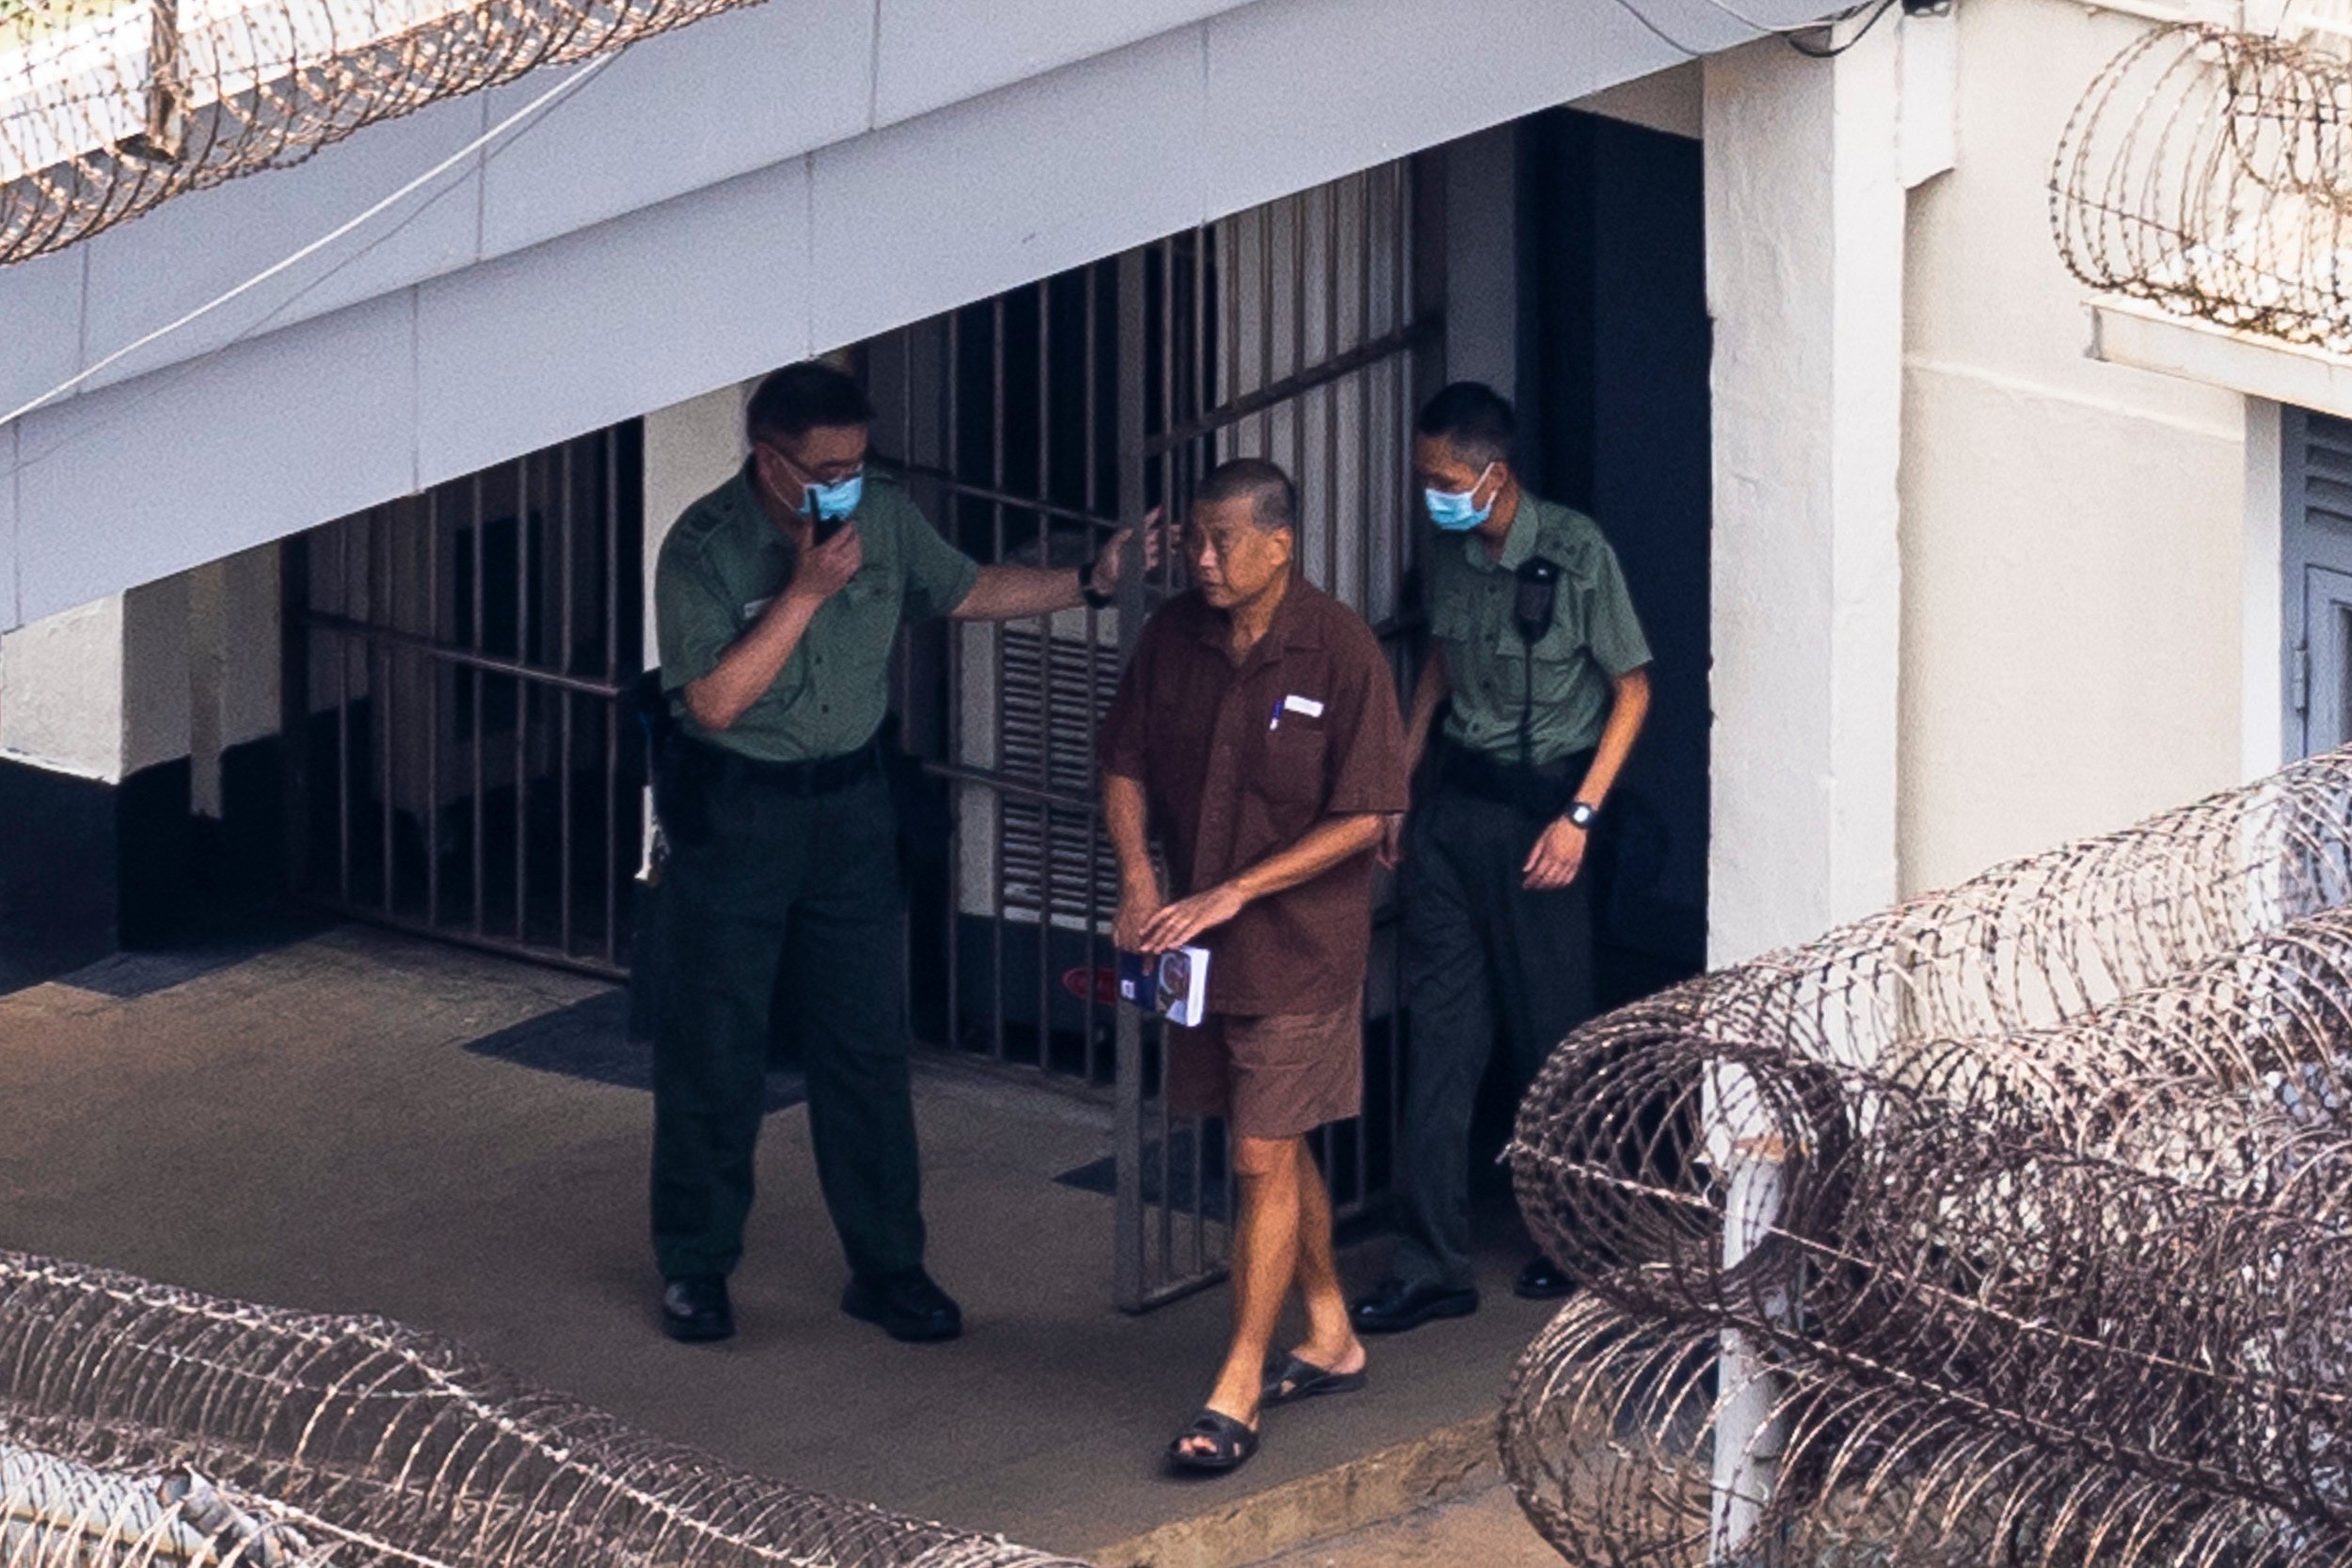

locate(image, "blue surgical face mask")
[[1424, 463, 1497, 531], [803, 471, 864, 522]]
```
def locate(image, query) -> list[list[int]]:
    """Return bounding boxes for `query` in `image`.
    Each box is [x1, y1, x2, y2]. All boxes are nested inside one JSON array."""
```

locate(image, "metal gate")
[[279, 162, 1436, 1311], [871, 156, 1443, 1309], [285, 424, 647, 977]]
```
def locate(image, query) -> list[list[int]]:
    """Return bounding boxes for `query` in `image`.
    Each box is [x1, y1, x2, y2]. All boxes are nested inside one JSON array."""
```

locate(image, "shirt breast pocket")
[[729, 577, 810, 709], [1428, 595, 1477, 657], [1493, 580, 1592, 668], [839, 563, 892, 611], [1491, 613, 1592, 729], [808, 570, 899, 704], [1250, 709, 1330, 825]]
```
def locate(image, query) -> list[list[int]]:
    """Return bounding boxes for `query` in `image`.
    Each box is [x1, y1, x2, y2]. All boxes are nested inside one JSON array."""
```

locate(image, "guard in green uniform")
[[1351, 382, 1654, 1336], [651, 362, 1149, 1345]]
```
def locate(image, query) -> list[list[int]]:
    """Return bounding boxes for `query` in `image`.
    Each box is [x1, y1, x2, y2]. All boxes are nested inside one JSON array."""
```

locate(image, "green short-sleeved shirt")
[[1428, 495, 1651, 766], [656, 464, 981, 763]]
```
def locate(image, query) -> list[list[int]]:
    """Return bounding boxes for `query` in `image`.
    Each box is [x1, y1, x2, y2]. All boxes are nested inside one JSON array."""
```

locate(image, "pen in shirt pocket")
[[1267, 698, 1282, 732]]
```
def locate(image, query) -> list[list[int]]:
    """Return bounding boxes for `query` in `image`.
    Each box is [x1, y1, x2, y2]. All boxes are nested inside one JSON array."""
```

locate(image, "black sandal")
[[1167, 1407, 1260, 1473], [1261, 1353, 1368, 1408]]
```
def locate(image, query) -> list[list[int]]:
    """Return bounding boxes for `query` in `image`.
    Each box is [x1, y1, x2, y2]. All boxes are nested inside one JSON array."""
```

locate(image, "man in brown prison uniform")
[[1100, 458, 1410, 1473]]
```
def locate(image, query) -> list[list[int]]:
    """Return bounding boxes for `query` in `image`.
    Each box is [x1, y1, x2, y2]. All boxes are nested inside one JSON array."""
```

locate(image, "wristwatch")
[[1079, 562, 1115, 610], [1565, 800, 1598, 832]]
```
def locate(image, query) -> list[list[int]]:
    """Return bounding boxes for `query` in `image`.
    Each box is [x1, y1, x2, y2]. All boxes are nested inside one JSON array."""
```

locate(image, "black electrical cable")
[[1786, 0, 1900, 57], [1598, 0, 1893, 62]]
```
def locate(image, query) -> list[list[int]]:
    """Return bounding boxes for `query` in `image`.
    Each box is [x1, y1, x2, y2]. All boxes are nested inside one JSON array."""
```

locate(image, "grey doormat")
[[1053, 1125, 1232, 1222], [466, 990, 806, 1113]]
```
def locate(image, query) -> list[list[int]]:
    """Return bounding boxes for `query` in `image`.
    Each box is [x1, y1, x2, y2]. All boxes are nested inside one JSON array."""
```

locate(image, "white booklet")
[[1115, 945, 1212, 1027]]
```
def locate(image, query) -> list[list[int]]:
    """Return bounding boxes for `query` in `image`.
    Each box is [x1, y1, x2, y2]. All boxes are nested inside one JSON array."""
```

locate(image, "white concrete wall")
[[1896, 0, 2249, 893], [642, 382, 753, 637], [2242, 397, 2284, 781], [188, 546, 282, 816], [0, 600, 127, 780], [0, 580, 194, 784], [1575, 60, 1703, 140], [120, 578, 192, 779], [0, 0, 1827, 634], [1705, 31, 1906, 964], [0, 548, 278, 790]]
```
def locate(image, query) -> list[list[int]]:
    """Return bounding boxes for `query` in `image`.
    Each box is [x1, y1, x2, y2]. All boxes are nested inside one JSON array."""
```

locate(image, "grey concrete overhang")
[[0, 0, 1834, 630]]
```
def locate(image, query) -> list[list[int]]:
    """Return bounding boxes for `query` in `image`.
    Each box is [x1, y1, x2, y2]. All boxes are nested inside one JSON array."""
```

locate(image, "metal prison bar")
[[869, 157, 1440, 1311], [0, 1251, 1090, 1568], [289, 422, 644, 980], [1126, 166, 1439, 1309], [1499, 746, 2352, 1565], [286, 158, 1436, 1313]]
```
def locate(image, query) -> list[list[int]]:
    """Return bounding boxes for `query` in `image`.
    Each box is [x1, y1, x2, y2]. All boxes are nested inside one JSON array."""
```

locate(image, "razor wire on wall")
[[0, 0, 760, 265], [2056, 23, 2352, 355], [1501, 748, 2352, 1564], [0, 1251, 1089, 1568]]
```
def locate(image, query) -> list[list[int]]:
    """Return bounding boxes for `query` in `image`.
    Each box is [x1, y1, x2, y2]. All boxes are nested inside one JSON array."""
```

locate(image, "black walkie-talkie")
[[1511, 557, 1563, 767], [1513, 556, 1562, 644]]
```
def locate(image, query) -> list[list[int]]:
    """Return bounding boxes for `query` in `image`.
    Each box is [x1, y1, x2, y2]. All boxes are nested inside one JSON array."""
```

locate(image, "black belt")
[[702, 737, 881, 799], [1436, 740, 1593, 818]]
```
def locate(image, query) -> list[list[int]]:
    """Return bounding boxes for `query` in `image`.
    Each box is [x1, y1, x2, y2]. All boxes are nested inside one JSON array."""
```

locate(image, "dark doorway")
[[1517, 106, 1712, 1010]]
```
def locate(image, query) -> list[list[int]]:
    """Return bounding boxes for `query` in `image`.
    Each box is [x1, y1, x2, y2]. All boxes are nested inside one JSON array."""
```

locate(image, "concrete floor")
[[1251, 1486, 1557, 1567], [0, 924, 1561, 1562]]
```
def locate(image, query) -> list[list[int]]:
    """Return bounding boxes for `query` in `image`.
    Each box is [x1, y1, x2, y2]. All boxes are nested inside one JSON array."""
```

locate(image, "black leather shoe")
[[842, 1269, 963, 1342], [1349, 1278, 1480, 1335], [1514, 1256, 1576, 1301], [660, 1274, 734, 1343]]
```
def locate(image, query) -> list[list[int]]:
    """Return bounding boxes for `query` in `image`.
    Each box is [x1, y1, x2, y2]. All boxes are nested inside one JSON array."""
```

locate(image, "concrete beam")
[[1, 0, 1839, 633], [643, 383, 751, 637], [2088, 295, 2352, 421]]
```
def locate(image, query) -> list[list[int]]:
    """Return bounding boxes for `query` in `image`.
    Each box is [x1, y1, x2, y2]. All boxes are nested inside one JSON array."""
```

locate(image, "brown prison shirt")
[[1100, 578, 1410, 1016]]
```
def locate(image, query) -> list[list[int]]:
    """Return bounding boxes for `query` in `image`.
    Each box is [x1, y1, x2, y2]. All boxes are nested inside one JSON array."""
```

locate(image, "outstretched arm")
[[1137, 814, 1387, 953], [950, 512, 1167, 622]]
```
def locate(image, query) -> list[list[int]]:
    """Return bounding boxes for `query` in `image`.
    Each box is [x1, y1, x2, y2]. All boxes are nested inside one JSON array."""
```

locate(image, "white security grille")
[[996, 626, 1120, 929]]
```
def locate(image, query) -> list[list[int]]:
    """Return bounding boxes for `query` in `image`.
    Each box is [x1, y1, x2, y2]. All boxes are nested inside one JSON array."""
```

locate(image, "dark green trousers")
[[650, 767, 924, 1283], [1390, 781, 1593, 1291]]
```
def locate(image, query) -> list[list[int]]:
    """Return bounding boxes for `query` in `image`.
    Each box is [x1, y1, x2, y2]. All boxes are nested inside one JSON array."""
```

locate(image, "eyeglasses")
[[759, 441, 866, 487]]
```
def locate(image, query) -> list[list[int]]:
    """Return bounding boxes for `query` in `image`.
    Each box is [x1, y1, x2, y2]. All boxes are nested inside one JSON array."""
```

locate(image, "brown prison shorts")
[[1165, 997, 1363, 1140]]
